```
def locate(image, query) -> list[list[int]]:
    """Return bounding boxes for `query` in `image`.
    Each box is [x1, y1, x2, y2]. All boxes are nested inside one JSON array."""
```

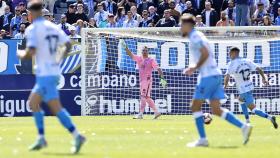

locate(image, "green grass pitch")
[[0, 115, 279, 158]]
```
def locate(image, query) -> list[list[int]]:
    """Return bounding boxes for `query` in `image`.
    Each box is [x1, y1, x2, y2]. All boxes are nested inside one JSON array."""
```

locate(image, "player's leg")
[[210, 76, 252, 145], [247, 104, 278, 129], [187, 99, 208, 147], [134, 81, 147, 119], [46, 76, 86, 154], [145, 80, 161, 119], [28, 92, 48, 151], [239, 95, 250, 123]]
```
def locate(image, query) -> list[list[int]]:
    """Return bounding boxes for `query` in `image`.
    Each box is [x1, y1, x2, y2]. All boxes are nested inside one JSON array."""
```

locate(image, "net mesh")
[[81, 27, 280, 116]]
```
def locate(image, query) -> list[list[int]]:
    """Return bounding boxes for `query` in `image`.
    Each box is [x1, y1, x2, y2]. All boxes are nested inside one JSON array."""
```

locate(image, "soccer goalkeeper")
[[121, 40, 167, 119]]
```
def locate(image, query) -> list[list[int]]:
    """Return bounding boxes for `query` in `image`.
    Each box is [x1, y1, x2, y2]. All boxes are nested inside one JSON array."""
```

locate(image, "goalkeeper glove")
[[120, 39, 127, 48], [160, 76, 167, 88]]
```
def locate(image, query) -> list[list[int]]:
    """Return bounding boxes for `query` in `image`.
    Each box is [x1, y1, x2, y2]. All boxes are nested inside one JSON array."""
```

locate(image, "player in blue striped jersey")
[[224, 47, 278, 128], [180, 14, 252, 147], [17, 0, 85, 154]]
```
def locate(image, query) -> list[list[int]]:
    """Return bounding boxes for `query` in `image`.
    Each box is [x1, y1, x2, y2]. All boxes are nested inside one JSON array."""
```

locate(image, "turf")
[[0, 115, 279, 158]]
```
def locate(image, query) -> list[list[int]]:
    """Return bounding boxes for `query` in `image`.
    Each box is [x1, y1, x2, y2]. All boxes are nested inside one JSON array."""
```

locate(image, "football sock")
[[33, 111, 45, 138], [193, 111, 206, 139], [241, 103, 250, 121], [57, 108, 79, 138], [146, 97, 158, 113], [252, 108, 270, 120], [140, 96, 146, 113], [221, 108, 244, 128]]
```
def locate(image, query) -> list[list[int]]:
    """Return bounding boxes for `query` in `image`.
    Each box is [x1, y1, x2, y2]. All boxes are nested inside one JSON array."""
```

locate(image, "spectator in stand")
[[155, 9, 176, 27], [148, 6, 160, 24], [158, 0, 170, 17], [65, 4, 76, 25], [74, 0, 89, 15], [43, 0, 55, 13], [137, 0, 154, 14], [43, 12, 53, 22], [216, 11, 234, 26], [58, 14, 71, 35], [69, 26, 81, 38], [192, 0, 207, 14], [0, 0, 8, 16], [175, 0, 187, 14], [258, 15, 272, 25], [123, 10, 138, 27], [182, 1, 197, 16], [272, 0, 280, 22], [139, 10, 152, 27], [14, 23, 25, 39], [104, 0, 117, 15], [20, 12, 30, 27], [118, 0, 137, 13], [169, 1, 181, 24], [253, 0, 270, 11], [10, 6, 21, 37], [18, 2, 27, 14], [131, 5, 142, 23], [87, 18, 97, 28], [195, 14, 206, 27], [201, 1, 218, 26], [106, 13, 117, 27], [252, 2, 267, 25], [235, 0, 249, 26], [76, 3, 89, 22], [275, 7, 280, 25], [0, 6, 13, 31], [223, 0, 236, 22], [0, 29, 10, 39], [94, 3, 108, 28], [115, 6, 126, 27]]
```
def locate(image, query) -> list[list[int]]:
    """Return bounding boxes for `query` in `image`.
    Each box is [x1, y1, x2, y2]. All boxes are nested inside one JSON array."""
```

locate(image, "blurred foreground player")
[[121, 40, 167, 119], [181, 14, 252, 147], [224, 47, 278, 128], [17, 0, 86, 154]]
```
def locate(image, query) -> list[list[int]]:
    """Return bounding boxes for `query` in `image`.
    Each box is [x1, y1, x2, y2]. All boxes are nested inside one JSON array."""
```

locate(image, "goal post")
[[81, 26, 280, 116]]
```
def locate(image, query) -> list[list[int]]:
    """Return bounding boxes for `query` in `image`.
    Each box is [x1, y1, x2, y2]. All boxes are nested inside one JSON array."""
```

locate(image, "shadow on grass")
[[210, 145, 239, 149], [43, 152, 84, 157]]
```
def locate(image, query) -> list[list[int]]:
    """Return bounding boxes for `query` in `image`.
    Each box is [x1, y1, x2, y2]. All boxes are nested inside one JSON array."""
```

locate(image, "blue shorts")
[[239, 92, 254, 106], [32, 76, 60, 103], [193, 75, 226, 101]]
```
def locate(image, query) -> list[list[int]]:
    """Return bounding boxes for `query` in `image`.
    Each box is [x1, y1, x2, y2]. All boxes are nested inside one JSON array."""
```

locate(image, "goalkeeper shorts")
[[32, 76, 60, 103], [140, 79, 152, 97], [193, 75, 226, 101]]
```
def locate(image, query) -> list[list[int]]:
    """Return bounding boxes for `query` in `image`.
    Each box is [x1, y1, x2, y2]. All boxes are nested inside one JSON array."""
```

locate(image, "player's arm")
[[184, 46, 209, 76], [157, 68, 167, 88], [17, 47, 36, 59], [256, 67, 268, 85], [120, 39, 133, 58], [224, 74, 230, 89]]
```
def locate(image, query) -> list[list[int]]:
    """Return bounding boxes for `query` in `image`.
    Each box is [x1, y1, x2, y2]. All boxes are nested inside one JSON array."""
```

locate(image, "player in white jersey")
[[17, 0, 86, 154], [180, 14, 252, 147], [224, 47, 278, 128]]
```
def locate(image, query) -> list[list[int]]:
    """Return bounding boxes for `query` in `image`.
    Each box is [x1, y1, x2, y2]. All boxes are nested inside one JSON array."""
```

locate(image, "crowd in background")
[[0, 0, 280, 39]]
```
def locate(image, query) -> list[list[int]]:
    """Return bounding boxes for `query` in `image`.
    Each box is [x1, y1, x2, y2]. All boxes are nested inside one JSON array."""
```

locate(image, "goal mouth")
[[81, 26, 280, 116]]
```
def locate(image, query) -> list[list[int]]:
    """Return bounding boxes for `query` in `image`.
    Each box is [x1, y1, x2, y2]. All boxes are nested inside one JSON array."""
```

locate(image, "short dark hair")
[[181, 13, 195, 25], [27, 1, 43, 11], [229, 47, 240, 53]]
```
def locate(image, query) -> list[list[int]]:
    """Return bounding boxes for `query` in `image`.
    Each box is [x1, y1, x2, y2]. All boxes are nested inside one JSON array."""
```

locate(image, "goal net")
[[81, 26, 280, 116]]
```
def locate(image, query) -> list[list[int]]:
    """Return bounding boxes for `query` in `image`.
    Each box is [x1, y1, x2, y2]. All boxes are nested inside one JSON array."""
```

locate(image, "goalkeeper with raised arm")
[[121, 40, 167, 119], [224, 47, 278, 128]]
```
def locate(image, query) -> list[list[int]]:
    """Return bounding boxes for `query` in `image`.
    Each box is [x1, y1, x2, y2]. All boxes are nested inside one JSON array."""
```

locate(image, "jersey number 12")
[[239, 69, 250, 81]]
